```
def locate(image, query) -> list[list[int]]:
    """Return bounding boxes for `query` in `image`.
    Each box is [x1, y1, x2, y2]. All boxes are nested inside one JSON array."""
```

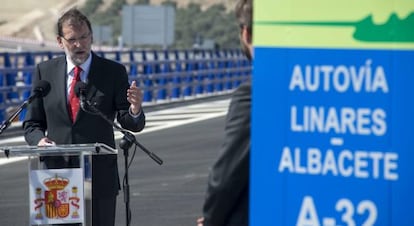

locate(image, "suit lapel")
[[85, 53, 100, 100], [51, 58, 73, 123]]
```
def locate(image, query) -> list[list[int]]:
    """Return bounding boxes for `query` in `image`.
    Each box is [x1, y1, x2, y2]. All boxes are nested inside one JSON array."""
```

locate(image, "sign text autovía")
[[278, 59, 398, 181]]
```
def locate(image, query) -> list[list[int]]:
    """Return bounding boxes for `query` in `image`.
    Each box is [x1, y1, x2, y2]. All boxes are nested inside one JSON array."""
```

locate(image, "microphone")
[[77, 83, 163, 165], [0, 80, 51, 134], [74, 81, 89, 113], [74, 81, 100, 115], [74, 81, 87, 98], [27, 80, 51, 104]]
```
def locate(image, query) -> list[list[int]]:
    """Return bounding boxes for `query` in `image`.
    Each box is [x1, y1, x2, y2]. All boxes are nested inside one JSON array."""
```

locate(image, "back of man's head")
[[235, 0, 253, 32], [235, 0, 253, 60]]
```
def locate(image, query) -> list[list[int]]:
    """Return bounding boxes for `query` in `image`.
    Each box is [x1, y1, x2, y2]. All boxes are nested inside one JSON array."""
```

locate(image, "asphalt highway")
[[0, 98, 229, 226]]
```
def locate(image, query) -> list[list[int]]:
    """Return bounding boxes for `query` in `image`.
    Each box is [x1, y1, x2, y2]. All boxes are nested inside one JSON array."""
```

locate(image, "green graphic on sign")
[[256, 13, 414, 43]]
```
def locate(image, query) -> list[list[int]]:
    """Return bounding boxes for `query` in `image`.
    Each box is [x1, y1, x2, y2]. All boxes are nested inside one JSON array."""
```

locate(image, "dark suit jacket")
[[202, 82, 251, 226], [23, 52, 145, 198]]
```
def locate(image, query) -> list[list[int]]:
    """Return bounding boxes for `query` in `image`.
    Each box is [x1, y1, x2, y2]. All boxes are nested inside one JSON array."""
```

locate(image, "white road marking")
[[0, 99, 230, 165]]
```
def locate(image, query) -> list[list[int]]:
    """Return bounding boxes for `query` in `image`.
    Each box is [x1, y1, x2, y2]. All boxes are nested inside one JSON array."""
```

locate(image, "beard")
[[64, 48, 90, 65]]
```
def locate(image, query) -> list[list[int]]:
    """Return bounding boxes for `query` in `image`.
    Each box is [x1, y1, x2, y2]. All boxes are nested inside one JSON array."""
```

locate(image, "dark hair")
[[57, 8, 92, 36], [235, 0, 253, 32]]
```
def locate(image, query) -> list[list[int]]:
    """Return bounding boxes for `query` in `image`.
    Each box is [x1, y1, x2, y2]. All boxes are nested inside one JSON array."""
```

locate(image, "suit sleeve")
[[23, 64, 47, 145], [202, 84, 251, 226]]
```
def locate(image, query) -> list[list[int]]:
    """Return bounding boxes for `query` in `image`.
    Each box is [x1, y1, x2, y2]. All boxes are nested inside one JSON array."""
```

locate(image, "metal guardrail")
[[0, 49, 252, 122]]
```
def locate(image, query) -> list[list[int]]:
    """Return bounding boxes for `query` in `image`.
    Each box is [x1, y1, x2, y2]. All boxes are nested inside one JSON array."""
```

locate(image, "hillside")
[[0, 0, 236, 43]]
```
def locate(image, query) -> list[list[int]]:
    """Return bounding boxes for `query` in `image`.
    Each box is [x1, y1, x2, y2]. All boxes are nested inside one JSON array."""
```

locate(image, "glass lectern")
[[1, 143, 117, 226]]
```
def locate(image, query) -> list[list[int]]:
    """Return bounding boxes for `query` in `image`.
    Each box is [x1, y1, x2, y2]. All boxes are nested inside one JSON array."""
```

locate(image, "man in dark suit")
[[197, 0, 253, 225], [23, 8, 145, 226]]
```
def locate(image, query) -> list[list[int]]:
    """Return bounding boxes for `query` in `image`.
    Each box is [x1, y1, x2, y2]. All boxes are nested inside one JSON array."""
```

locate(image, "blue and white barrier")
[[0, 49, 251, 122]]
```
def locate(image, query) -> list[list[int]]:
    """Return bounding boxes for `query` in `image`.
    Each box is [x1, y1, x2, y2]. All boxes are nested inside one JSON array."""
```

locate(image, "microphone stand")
[[83, 101, 163, 164], [82, 100, 163, 226], [0, 95, 33, 135], [0, 81, 50, 135]]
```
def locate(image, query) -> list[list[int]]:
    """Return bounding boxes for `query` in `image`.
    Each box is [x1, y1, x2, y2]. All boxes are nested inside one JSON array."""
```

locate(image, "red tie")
[[69, 66, 82, 122]]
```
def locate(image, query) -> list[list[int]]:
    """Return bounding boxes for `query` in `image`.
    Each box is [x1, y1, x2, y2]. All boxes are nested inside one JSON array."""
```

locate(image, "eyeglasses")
[[61, 32, 91, 45]]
